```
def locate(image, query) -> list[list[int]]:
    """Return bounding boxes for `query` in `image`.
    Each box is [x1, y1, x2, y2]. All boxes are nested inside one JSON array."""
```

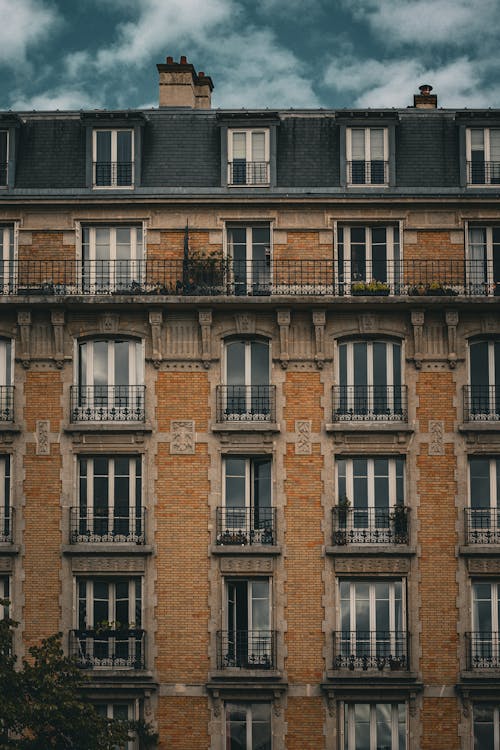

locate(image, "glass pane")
[[254, 459, 271, 509], [353, 704, 370, 750], [251, 342, 269, 385], [114, 341, 129, 387], [351, 130, 365, 160], [490, 130, 500, 162], [117, 131, 132, 163], [96, 131, 111, 162], [93, 341, 108, 387], [226, 342, 245, 385], [232, 133, 246, 160], [370, 129, 385, 159], [471, 130, 485, 151], [470, 459, 491, 509], [471, 342, 490, 388], [251, 132, 266, 161]]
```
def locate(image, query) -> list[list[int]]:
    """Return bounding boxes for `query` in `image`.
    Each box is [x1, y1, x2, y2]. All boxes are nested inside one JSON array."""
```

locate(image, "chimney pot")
[[413, 84, 437, 109], [157, 55, 213, 109], [180, 55, 187, 64], [419, 84, 433, 96], [199, 71, 205, 77], [166, 56, 173, 64]]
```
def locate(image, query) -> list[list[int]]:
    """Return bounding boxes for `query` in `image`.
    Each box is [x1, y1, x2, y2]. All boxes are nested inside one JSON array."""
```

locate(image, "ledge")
[[0, 544, 20, 556], [62, 544, 154, 556], [0, 423, 21, 434], [459, 545, 500, 556], [321, 675, 423, 700], [325, 544, 416, 557], [326, 422, 413, 434], [63, 422, 153, 434], [80, 670, 156, 691], [211, 422, 280, 434], [459, 422, 500, 433], [325, 670, 420, 685], [457, 674, 500, 697], [207, 673, 287, 696], [211, 544, 281, 556]]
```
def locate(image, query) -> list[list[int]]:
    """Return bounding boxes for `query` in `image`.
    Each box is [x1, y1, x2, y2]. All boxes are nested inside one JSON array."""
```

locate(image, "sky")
[[0, 0, 499, 112]]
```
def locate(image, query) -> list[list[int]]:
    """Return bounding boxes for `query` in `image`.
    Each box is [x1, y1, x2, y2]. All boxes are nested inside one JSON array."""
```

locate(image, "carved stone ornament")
[[170, 420, 195, 454], [198, 309, 212, 368], [277, 309, 291, 369], [445, 309, 459, 368], [273, 692, 282, 717], [295, 420, 312, 455], [428, 420, 445, 456], [220, 557, 273, 574], [334, 558, 409, 574], [235, 313, 256, 335], [51, 309, 65, 366], [148, 310, 163, 367], [312, 309, 326, 369], [71, 557, 145, 573], [99, 313, 119, 334], [17, 310, 31, 364], [359, 313, 376, 333], [411, 310, 424, 369], [35, 420, 50, 456]]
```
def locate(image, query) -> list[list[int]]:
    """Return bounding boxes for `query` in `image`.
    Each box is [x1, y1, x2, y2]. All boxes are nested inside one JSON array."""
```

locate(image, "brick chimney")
[[157, 55, 214, 109], [413, 84, 437, 109]]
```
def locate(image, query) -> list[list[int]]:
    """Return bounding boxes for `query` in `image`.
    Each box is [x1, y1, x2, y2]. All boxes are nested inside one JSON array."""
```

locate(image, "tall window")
[[468, 227, 500, 296], [226, 225, 271, 295], [93, 129, 134, 188], [474, 704, 500, 749], [467, 128, 500, 185], [0, 131, 7, 186], [0, 576, 9, 619], [0, 455, 11, 542], [343, 703, 406, 750], [222, 579, 272, 669], [471, 581, 500, 668], [74, 456, 143, 543], [337, 580, 406, 670], [468, 340, 500, 420], [467, 458, 500, 544], [0, 339, 13, 422], [221, 339, 272, 421], [346, 127, 388, 185], [0, 226, 15, 294], [95, 704, 137, 750], [225, 703, 271, 750], [82, 226, 144, 293], [337, 226, 400, 293], [219, 457, 273, 545], [228, 129, 270, 186]]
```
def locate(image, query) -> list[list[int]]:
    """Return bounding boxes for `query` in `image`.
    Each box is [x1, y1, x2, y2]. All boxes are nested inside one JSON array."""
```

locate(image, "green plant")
[[351, 279, 390, 294]]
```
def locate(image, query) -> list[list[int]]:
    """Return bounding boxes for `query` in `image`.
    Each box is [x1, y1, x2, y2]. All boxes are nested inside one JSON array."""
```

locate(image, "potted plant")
[[389, 504, 408, 544], [334, 496, 351, 545], [425, 281, 458, 296], [178, 248, 226, 295], [351, 279, 390, 296]]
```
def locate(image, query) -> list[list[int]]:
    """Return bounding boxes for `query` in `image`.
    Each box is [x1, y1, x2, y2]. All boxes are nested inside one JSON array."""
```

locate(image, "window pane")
[[251, 342, 269, 385], [96, 131, 111, 162], [232, 133, 246, 160], [226, 342, 245, 385], [351, 130, 365, 160], [370, 129, 385, 159], [116, 131, 132, 163], [470, 459, 491, 508], [251, 132, 266, 161]]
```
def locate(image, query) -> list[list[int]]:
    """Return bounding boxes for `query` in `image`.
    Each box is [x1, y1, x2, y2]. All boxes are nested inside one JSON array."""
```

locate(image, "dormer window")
[[93, 129, 134, 188], [0, 132, 7, 187], [466, 128, 500, 185], [228, 129, 270, 186], [346, 127, 389, 186]]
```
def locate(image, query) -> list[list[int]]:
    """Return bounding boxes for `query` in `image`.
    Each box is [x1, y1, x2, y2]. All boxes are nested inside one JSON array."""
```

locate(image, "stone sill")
[[459, 545, 500, 556], [0, 544, 20, 556], [325, 545, 416, 557], [211, 544, 281, 556], [211, 422, 280, 434], [63, 422, 153, 434], [459, 422, 500, 433], [0, 424, 21, 433], [325, 669, 419, 682], [326, 422, 413, 435], [62, 544, 154, 556], [82, 670, 155, 689]]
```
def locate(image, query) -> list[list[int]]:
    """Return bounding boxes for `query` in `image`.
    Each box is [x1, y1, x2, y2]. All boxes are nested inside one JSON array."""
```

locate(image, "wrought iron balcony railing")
[[93, 161, 134, 187], [70, 385, 146, 423], [228, 160, 270, 185], [333, 631, 409, 671], [332, 506, 409, 545], [69, 628, 146, 669], [0, 386, 14, 422], [465, 632, 500, 670], [347, 160, 389, 185], [216, 385, 276, 423], [465, 508, 500, 545], [2, 258, 500, 296], [467, 160, 500, 185], [0, 508, 13, 543], [463, 386, 500, 422], [70, 507, 146, 544], [332, 385, 408, 422], [217, 630, 277, 670], [216, 507, 276, 546]]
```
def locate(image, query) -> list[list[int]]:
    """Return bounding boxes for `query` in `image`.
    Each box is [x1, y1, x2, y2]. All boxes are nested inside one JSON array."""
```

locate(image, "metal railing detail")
[[216, 385, 276, 423], [347, 160, 389, 185], [0, 508, 13, 543], [217, 630, 277, 669], [70, 385, 145, 422], [70, 507, 145, 544], [332, 506, 409, 545], [464, 386, 500, 422], [466, 632, 500, 669], [467, 161, 500, 185], [70, 629, 145, 669], [93, 161, 134, 187], [332, 385, 408, 422], [465, 508, 500, 544], [216, 507, 275, 545], [228, 161, 270, 185], [0, 386, 14, 422], [333, 631, 409, 671]]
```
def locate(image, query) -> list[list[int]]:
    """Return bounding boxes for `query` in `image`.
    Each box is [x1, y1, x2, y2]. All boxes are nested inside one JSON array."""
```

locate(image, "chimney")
[[157, 56, 214, 109], [413, 84, 437, 109]]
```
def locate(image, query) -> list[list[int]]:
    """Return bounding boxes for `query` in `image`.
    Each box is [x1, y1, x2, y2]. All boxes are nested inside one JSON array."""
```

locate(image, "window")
[[73, 577, 143, 669], [467, 458, 500, 544], [346, 127, 388, 185], [467, 128, 500, 185], [95, 703, 138, 750], [221, 578, 273, 669], [343, 703, 406, 750], [467, 340, 500, 421], [73, 456, 143, 544], [334, 340, 405, 421], [474, 704, 500, 749], [218, 456, 274, 545], [0, 226, 15, 294], [226, 225, 271, 295], [468, 227, 500, 296], [0, 339, 13, 422], [72, 338, 144, 422], [93, 129, 134, 188], [337, 226, 400, 294], [228, 129, 270, 186], [0, 131, 7, 187], [218, 339, 273, 422], [335, 457, 407, 544], [0, 576, 9, 618], [0, 456, 11, 543], [225, 702, 271, 750], [82, 226, 144, 293], [336, 580, 407, 670], [471, 581, 500, 669]]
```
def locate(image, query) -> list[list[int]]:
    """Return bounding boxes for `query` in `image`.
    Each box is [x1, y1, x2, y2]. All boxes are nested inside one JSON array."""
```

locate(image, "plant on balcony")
[[334, 496, 351, 545], [425, 281, 459, 296], [177, 248, 226, 295], [351, 279, 390, 296], [219, 529, 248, 545], [389, 504, 408, 544]]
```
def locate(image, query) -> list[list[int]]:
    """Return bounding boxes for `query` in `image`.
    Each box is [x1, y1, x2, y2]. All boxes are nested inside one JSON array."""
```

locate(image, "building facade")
[[0, 57, 500, 749]]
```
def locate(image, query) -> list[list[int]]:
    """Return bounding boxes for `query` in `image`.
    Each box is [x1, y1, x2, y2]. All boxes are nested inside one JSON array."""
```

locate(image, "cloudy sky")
[[1, 0, 498, 111]]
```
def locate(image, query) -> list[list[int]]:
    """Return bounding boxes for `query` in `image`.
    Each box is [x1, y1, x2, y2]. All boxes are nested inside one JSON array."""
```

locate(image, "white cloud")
[[10, 87, 103, 111], [0, 0, 60, 66]]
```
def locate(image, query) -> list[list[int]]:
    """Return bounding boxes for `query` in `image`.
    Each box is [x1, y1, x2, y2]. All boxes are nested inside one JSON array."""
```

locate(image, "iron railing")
[[467, 161, 500, 185], [70, 507, 146, 544], [332, 506, 409, 545], [463, 386, 500, 422], [93, 161, 134, 187], [217, 630, 277, 669], [465, 632, 500, 670], [70, 628, 145, 669], [70, 385, 145, 422], [0, 162, 7, 186], [216, 385, 276, 423], [0, 386, 14, 422], [333, 631, 409, 671], [228, 161, 270, 185], [1, 258, 499, 296], [464, 508, 500, 545], [0, 508, 13, 543], [216, 507, 276, 546], [347, 160, 389, 185], [332, 385, 408, 422]]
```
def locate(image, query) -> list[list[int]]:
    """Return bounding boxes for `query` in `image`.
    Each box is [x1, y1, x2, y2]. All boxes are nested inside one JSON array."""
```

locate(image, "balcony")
[[465, 632, 500, 670], [332, 385, 408, 423], [464, 508, 500, 545], [228, 160, 270, 186], [0, 386, 14, 422], [217, 630, 277, 670], [464, 386, 500, 422], [332, 506, 410, 546], [69, 628, 146, 669], [333, 631, 409, 672], [70, 507, 146, 544], [216, 385, 276, 424], [70, 386, 145, 423], [216, 507, 276, 546], [93, 161, 134, 188], [0, 508, 13, 543], [347, 160, 389, 185], [467, 160, 500, 185]]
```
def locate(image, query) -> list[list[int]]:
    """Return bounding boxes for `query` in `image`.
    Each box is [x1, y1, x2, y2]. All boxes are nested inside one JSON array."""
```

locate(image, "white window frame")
[[466, 128, 500, 186], [225, 224, 272, 294], [468, 339, 500, 419], [223, 338, 271, 420], [224, 702, 272, 749], [467, 224, 500, 295], [92, 129, 134, 189], [224, 577, 272, 667], [77, 577, 141, 630], [96, 702, 138, 750], [0, 455, 11, 543], [76, 338, 143, 389], [342, 702, 407, 750], [0, 576, 9, 620], [81, 225, 144, 292], [337, 225, 400, 292], [472, 580, 500, 668], [337, 457, 404, 511], [346, 127, 389, 186], [473, 704, 500, 749], [228, 129, 270, 186]]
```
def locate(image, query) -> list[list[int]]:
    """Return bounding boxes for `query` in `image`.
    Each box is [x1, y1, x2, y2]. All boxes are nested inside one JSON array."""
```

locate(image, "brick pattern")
[[285, 697, 325, 749], [157, 697, 209, 749], [421, 698, 460, 750]]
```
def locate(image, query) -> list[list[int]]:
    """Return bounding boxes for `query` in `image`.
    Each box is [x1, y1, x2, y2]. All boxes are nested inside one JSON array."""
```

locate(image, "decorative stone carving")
[[17, 310, 31, 366], [99, 313, 119, 334], [235, 313, 256, 335], [482, 315, 498, 333], [468, 558, 500, 574], [51, 309, 65, 367], [220, 557, 273, 574], [35, 420, 50, 456], [71, 557, 145, 573], [359, 314, 376, 333], [170, 420, 195, 455], [428, 420, 445, 456], [295, 420, 312, 455], [198, 309, 212, 368], [0, 558, 13, 572], [445, 309, 459, 368], [277, 309, 291, 369], [411, 310, 424, 369], [273, 692, 282, 717], [312, 310, 326, 369], [334, 558, 410, 574], [148, 310, 163, 368]]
